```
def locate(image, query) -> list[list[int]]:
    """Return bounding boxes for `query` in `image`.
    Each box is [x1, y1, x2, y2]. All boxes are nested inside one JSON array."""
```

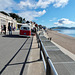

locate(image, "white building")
[[0, 13, 17, 31]]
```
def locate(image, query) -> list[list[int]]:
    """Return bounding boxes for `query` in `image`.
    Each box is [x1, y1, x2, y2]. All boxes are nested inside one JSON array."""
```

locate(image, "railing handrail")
[[37, 31, 58, 75]]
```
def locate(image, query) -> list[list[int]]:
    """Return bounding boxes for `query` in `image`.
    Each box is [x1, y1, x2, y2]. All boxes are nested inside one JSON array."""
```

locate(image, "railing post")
[[40, 42, 42, 60], [36, 33, 38, 43], [36, 33, 40, 48], [38, 39, 40, 48], [46, 58, 51, 75]]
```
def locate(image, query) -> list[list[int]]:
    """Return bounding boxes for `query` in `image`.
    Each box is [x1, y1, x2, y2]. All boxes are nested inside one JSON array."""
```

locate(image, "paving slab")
[[42, 41, 56, 46], [25, 35, 46, 75], [54, 62, 75, 75], [2, 64, 23, 75], [40, 36, 48, 41], [47, 50, 74, 62], [45, 46, 60, 51]]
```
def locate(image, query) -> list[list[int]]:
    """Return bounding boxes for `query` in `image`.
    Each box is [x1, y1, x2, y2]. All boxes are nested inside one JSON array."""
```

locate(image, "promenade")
[[47, 30, 75, 60], [0, 31, 45, 75], [39, 30, 75, 75], [0, 30, 75, 75]]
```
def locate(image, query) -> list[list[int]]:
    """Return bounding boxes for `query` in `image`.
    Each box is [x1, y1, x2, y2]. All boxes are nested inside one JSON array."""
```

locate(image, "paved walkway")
[[0, 31, 46, 75], [40, 30, 75, 75], [26, 35, 45, 75], [42, 30, 75, 61]]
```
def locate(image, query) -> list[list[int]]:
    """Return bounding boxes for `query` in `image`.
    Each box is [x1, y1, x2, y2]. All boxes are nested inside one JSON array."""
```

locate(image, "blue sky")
[[0, 0, 75, 28]]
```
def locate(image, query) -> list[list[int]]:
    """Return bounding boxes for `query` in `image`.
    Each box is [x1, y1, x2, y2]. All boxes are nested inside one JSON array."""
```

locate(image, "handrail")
[[36, 32, 58, 75]]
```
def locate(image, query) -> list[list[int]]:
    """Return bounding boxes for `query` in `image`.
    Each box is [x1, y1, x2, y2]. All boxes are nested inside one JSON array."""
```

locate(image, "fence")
[[36, 32, 58, 75]]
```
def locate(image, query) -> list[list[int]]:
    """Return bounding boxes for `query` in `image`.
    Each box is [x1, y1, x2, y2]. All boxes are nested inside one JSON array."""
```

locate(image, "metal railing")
[[36, 32, 58, 75]]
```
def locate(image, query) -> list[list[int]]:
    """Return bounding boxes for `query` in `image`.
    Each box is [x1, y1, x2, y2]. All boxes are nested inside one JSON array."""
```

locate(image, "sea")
[[53, 29, 75, 38]]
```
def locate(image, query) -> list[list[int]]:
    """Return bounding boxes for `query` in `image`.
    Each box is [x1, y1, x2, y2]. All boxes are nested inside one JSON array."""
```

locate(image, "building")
[[0, 13, 17, 32]]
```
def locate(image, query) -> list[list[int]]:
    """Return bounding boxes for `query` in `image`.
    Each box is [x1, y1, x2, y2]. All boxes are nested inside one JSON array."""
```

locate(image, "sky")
[[0, 0, 75, 28]]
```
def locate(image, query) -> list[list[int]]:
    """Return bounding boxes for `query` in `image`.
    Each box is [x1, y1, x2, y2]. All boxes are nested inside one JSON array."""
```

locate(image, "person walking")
[[11, 24, 13, 35], [1, 25, 3, 34], [4, 25, 6, 35], [8, 23, 11, 35]]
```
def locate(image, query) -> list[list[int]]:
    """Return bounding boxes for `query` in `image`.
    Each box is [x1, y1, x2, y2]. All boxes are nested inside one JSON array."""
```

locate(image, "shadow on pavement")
[[2, 35, 30, 38], [26, 59, 41, 64], [0, 38, 28, 74], [8, 59, 41, 66]]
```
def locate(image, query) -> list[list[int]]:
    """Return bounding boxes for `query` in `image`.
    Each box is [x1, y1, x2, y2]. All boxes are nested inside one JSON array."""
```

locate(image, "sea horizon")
[[53, 29, 75, 38]]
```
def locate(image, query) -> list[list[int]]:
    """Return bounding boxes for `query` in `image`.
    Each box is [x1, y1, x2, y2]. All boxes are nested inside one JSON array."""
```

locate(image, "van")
[[20, 25, 31, 37]]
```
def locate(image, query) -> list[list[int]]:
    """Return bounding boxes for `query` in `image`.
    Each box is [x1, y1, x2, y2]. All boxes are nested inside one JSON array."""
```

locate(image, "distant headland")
[[50, 26, 75, 29]]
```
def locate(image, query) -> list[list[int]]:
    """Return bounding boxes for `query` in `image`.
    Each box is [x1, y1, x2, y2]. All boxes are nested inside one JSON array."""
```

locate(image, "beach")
[[47, 29, 75, 54]]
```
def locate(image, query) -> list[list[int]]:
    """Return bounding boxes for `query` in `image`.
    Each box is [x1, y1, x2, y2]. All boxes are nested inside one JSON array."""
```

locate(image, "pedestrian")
[[1, 25, 3, 34], [11, 24, 13, 35], [4, 25, 6, 35], [8, 23, 11, 35], [13, 27, 15, 31]]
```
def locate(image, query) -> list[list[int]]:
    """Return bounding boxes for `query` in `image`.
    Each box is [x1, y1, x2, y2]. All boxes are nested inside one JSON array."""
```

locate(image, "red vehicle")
[[20, 25, 31, 37]]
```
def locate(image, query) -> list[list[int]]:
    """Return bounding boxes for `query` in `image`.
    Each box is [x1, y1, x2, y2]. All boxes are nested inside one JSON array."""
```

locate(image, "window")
[[21, 27, 30, 30]]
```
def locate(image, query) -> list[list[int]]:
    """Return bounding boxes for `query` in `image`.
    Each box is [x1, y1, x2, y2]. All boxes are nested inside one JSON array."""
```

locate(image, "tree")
[[0, 11, 9, 16], [9, 13, 19, 19], [9, 13, 23, 23]]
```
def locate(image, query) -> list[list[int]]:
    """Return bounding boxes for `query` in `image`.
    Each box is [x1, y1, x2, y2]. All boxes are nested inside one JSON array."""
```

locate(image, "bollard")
[[48, 37, 52, 41], [50, 37, 52, 40]]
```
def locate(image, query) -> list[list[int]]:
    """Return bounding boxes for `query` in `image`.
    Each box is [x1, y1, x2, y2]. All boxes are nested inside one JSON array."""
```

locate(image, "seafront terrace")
[[38, 30, 75, 75], [0, 30, 75, 75]]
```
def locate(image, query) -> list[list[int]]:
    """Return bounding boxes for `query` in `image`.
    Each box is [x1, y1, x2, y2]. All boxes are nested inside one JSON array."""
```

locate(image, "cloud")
[[54, 22, 62, 25], [18, 0, 52, 9], [54, 18, 75, 25], [18, 0, 69, 9], [35, 0, 53, 8], [0, 0, 15, 12], [53, 0, 69, 8], [0, 0, 47, 21], [0, 0, 69, 21], [18, 0, 34, 9], [18, 10, 46, 21], [0, 0, 69, 11]]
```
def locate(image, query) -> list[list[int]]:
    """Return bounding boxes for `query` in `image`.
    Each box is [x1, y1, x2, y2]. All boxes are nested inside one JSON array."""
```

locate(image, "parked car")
[[20, 24, 31, 37]]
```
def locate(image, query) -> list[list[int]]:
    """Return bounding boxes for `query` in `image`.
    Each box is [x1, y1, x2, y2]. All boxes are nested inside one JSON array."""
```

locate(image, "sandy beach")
[[47, 29, 75, 54]]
